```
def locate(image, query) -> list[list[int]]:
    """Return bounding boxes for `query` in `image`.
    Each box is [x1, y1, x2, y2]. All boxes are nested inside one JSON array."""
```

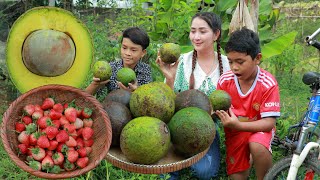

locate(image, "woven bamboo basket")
[[1, 84, 112, 179], [106, 146, 209, 174]]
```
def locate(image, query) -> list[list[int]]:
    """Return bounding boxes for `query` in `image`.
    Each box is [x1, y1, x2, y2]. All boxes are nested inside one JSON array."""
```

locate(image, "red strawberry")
[[59, 116, 69, 126], [34, 104, 43, 112], [65, 136, 77, 147], [21, 116, 33, 125], [83, 118, 93, 128], [52, 120, 61, 129], [25, 123, 37, 134], [49, 109, 62, 120], [64, 124, 76, 133], [48, 140, 59, 151], [53, 103, 64, 113], [28, 160, 41, 171], [27, 146, 34, 156], [50, 165, 62, 174], [56, 143, 68, 153], [75, 107, 82, 117], [37, 135, 50, 149], [76, 157, 89, 168], [18, 131, 30, 145], [83, 138, 94, 147], [45, 126, 59, 140], [37, 116, 52, 129], [56, 130, 69, 143], [29, 132, 40, 145], [32, 110, 44, 121], [18, 143, 29, 154], [76, 137, 84, 148], [63, 103, 69, 109], [31, 147, 46, 161], [41, 155, 54, 171], [85, 147, 92, 155], [23, 104, 35, 116], [77, 147, 88, 157], [41, 97, 55, 110], [64, 107, 77, 123], [82, 127, 94, 140], [77, 128, 83, 138], [63, 160, 75, 171], [52, 152, 64, 165], [82, 108, 92, 118], [15, 122, 26, 133], [66, 150, 79, 163], [46, 150, 53, 157]]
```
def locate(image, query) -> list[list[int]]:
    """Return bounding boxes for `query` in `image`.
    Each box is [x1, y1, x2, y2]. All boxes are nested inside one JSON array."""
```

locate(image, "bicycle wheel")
[[264, 154, 320, 180]]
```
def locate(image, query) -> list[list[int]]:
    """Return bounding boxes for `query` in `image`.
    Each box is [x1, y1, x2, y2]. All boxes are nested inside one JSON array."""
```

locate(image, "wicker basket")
[[1, 84, 112, 179]]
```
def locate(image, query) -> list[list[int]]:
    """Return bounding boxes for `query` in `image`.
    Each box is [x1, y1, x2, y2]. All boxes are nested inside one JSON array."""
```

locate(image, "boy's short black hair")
[[122, 27, 150, 50], [225, 28, 261, 60]]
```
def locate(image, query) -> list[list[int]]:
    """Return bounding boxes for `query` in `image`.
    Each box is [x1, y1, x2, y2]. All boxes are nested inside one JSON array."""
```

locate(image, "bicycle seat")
[[302, 71, 320, 85]]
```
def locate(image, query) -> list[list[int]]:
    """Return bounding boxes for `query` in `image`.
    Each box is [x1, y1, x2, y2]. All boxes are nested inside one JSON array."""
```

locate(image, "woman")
[[157, 12, 230, 179]]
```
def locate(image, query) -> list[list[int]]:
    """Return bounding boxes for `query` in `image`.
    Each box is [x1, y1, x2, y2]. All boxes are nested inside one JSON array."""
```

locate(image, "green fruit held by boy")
[[116, 67, 137, 86], [92, 61, 112, 81], [209, 90, 231, 111], [159, 43, 181, 64]]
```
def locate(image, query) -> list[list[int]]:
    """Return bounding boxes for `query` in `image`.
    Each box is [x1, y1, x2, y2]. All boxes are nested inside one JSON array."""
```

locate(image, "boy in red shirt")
[[215, 28, 280, 180]]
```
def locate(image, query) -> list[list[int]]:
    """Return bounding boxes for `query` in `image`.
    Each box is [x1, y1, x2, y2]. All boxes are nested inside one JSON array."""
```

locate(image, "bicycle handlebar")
[[306, 28, 320, 50], [305, 28, 320, 43]]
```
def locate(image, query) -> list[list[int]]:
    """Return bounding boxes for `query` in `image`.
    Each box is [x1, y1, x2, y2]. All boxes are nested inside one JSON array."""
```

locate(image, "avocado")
[[92, 60, 112, 81], [103, 89, 131, 108], [103, 101, 132, 147], [116, 67, 136, 86], [129, 82, 175, 123], [175, 89, 212, 114], [159, 43, 181, 64], [6, 7, 93, 93], [209, 90, 232, 111], [120, 116, 171, 164], [168, 107, 215, 157]]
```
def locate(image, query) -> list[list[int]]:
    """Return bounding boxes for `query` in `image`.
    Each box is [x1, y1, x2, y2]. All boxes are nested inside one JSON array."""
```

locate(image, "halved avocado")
[[6, 6, 93, 93]]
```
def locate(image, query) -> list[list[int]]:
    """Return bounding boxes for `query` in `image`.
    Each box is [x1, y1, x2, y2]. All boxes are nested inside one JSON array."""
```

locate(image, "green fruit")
[[120, 116, 171, 164], [6, 7, 93, 93], [159, 43, 181, 64], [129, 82, 175, 123], [209, 90, 232, 111], [175, 89, 212, 114], [92, 61, 112, 81], [103, 101, 132, 147], [116, 68, 136, 86], [168, 107, 215, 157]]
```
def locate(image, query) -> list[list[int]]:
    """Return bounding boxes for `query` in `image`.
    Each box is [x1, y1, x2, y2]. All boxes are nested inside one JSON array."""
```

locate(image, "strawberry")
[[56, 130, 69, 143], [82, 127, 94, 140], [49, 109, 62, 120], [15, 122, 26, 133], [83, 138, 94, 147], [21, 116, 33, 125], [29, 132, 40, 145], [41, 155, 54, 171], [64, 107, 77, 123], [77, 147, 89, 157], [45, 126, 59, 140], [74, 118, 83, 129], [65, 136, 77, 147], [41, 97, 55, 110], [76, 138, 84, 148], [18, 143, 29, 154], [37, 135, 50, 149], [85, 147, 92, 155], [66, 150, 79, 163], [63, 160, 75, 171], [52, 120, 61, 129], [31, 147, 46, 161], [83, 118, 93, 128], [77, 128, 83, 138], [37, 116, 52, 129], [32, 110, 44, 121], [76, 157, 89, 168], [34, 104, 43, 112], [18, 131, 30, 145], [52, 152, 64, 165], [28, 160, 41, 171], [59, 115, 69, 126], [64, 124, 76, 133], [25, 123, 37, 134], [63, 103, 69, 110], [46, 150, 53, 157], [53, 103, 64, 113], [48, 140, 59, 151], [56, 143, 68, 153], [50, 165, 62, 174], [27, 146, 34, 156], [23, 104, 35, 116], [75, 107, 82, 117], [82, 108, 93, 118]]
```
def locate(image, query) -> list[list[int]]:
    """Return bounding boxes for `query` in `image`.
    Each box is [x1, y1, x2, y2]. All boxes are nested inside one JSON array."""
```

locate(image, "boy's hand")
[[117, 80, 138, 92], [215, 108, 239, 129], [92, 77, 110, 86]]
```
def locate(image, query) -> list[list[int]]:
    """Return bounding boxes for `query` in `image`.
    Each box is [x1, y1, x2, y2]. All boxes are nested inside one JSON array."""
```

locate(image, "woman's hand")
[[156, 52, 179, 81]]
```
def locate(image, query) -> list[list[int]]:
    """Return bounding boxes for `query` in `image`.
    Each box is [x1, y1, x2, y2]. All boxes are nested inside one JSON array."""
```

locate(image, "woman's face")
[[121, 37, 146, 69], [189, 17, 220, 52]]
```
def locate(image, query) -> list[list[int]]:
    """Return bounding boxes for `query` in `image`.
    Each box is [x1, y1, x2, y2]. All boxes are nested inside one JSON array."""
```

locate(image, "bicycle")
[[264, 28, 320, 180]]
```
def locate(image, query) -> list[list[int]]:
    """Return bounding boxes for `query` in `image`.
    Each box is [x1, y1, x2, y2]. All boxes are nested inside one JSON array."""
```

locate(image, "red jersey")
[[217, 67, 280, 123]]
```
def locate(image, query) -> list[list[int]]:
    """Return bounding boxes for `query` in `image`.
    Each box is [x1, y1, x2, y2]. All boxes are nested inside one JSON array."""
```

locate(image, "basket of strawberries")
[[1, 84, 112, 179]]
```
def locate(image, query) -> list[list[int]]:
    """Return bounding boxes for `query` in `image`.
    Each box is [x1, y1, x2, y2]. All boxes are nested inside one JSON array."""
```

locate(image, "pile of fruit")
[[15, 97, 94, 173]]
